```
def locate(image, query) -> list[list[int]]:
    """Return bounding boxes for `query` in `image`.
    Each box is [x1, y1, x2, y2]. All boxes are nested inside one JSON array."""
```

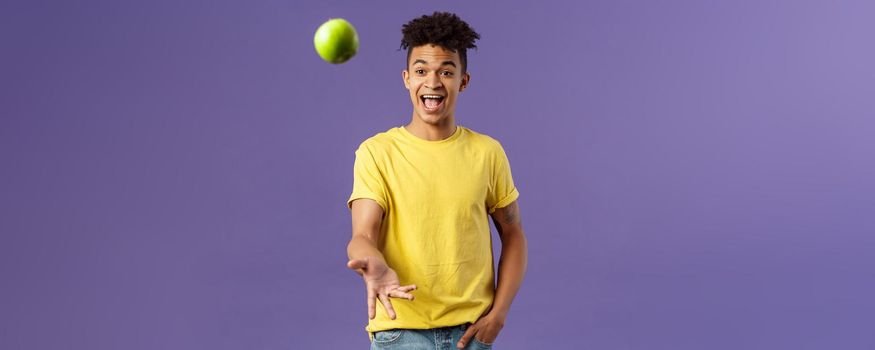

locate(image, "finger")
[[457, 325, 477, 349], [396, 284, 417, 292], [347, 258, 367, 271], [378, 293, 397, 320], [367, 288, 376, 320], [387, 289, 415, 300], [475, 332, 495, 345]]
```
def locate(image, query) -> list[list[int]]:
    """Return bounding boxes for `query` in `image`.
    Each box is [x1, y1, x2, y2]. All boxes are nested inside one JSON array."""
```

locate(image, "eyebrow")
[[412, 59, 457, 68]]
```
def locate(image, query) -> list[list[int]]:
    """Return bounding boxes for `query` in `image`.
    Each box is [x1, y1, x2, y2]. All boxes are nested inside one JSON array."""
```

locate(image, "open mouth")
[[420, 94, 445, 112]]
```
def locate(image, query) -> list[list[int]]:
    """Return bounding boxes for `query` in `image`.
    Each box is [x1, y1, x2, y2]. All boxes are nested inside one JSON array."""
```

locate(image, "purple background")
[[2, 0, 874, 349]]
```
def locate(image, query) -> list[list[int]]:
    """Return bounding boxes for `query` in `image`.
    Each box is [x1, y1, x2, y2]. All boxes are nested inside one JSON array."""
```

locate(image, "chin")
[[417, 111, 448, 125]]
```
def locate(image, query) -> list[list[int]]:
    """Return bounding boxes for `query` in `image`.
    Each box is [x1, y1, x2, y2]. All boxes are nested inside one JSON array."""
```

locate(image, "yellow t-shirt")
[[347, 125, 519, 334]]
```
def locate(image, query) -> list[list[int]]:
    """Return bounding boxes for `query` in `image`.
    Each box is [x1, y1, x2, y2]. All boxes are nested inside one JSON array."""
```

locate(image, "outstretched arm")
[[347, 198, 416, 320], [347, 198, 386, 270], [458, 200, 528, 348]]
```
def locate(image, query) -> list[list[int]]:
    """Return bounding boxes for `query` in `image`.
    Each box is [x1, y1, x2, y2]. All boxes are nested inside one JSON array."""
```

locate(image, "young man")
[[346, 12, 527, 350]]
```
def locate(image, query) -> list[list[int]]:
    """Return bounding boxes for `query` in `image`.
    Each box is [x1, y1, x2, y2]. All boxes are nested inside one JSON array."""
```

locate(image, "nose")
[[425, 72, 443, 90]]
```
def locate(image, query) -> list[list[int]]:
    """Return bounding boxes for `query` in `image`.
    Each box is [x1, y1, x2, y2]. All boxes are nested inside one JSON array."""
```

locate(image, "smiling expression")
[[403, 44, 470, 126]]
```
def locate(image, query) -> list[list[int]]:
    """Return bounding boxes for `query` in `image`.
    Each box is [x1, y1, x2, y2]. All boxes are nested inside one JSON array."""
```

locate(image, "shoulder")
[[462, 126, 505, 154], [356, 126, 400, 150]]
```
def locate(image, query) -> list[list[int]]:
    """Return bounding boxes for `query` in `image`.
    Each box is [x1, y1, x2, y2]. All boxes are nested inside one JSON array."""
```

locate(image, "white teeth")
[[421, 95, 444, 99]]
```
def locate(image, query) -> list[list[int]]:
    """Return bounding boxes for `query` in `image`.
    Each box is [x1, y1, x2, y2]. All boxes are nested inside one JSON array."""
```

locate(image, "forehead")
[[409, 44, 460, 66]]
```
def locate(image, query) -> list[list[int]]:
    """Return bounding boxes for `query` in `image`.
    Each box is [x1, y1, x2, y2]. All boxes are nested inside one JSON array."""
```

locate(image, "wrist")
[[487, 308, 508, 323]]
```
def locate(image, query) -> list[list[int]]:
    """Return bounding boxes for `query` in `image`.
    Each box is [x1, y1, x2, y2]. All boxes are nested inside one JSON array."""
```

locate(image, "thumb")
[[347, 257, 368, 271], [457, 324, 477, 349]]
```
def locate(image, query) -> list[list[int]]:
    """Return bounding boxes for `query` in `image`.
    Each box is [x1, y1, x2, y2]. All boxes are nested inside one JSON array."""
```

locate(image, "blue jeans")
[[370, 323, 493, 350]]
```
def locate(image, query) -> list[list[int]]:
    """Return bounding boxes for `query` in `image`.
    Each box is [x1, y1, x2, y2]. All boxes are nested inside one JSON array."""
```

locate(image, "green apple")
[[313, 18, 359, 64]]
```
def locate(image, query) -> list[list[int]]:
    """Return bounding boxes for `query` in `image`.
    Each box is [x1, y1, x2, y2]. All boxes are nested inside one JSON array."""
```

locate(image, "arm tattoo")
[[498, 201, 520, 226]]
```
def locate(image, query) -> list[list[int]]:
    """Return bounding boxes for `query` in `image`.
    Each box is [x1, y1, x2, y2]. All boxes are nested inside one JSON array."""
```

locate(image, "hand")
[[347, 256, 416, 320], [457, 312, 505, 348]]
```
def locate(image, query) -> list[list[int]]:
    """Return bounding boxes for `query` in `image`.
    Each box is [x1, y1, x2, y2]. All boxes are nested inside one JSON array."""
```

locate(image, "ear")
[[402, 69, 410, 90], [460, 72, 471, 92]]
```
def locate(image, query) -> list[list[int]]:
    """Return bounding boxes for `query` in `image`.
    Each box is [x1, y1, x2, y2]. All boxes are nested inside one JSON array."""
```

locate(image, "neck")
[[404, 116, 456, 141]]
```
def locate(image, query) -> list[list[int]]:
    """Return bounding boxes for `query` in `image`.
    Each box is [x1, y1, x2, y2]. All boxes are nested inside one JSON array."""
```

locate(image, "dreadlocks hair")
[[400, 12, 480, 75]]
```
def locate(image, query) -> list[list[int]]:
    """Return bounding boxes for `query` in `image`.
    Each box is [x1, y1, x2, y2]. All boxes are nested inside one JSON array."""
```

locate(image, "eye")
[[441, 71, 454, 76], [415, 69, 425, 75]]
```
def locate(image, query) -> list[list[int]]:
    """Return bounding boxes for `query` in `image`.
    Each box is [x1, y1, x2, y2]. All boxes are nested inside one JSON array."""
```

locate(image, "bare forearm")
[[490, 228, 528, 319], [347, 235, 385, 262]]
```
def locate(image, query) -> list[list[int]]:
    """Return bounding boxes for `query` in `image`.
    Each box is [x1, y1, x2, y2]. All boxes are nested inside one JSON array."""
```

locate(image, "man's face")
[[403, 44, 470, 126]]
